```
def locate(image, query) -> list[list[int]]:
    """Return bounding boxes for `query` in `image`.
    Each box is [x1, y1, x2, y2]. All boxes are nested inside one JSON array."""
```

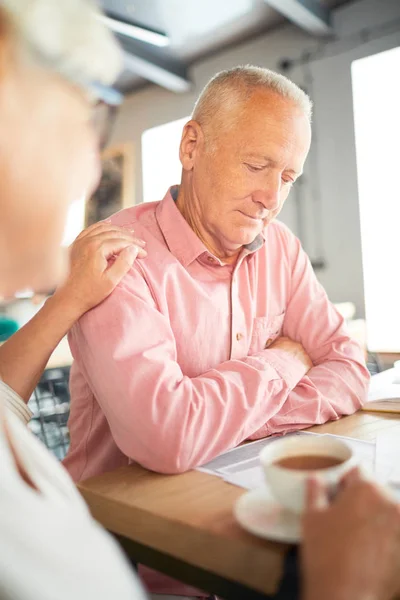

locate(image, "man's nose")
[[252, 173, 281, 212]]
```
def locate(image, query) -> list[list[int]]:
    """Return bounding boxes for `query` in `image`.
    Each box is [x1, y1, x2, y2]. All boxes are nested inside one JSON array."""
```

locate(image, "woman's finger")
[[74, 221, 110, 241], [105, 246, 139, 287], [99, 232, 145, 247], [98, 239, 147, 260], [74, 221, 138, 244], [126, 236, 146, 249], [305, 477, 329, 512], [94, 234, 147, 253], [340, 467, 362, 491], [79, 228, 145, 247]]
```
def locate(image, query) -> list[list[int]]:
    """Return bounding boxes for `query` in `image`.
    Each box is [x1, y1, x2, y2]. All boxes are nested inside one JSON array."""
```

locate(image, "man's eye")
[[245, 163, 265, 172], [282, 177, 295, 186]]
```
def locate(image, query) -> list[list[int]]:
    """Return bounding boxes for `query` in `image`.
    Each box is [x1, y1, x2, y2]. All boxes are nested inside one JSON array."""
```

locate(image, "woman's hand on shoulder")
[[53, 221, 147, 316]]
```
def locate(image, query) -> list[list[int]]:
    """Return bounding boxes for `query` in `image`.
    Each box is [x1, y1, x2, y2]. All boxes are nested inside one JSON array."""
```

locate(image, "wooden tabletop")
[[78, 412, 400, 598]]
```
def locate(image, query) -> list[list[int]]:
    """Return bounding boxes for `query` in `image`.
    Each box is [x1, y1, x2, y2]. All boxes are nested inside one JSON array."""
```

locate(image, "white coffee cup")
[[260, 436, 357, 514], [393, 360, 400, 383]]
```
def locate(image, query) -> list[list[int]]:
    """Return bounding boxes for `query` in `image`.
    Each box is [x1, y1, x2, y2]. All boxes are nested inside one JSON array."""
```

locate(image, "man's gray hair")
[[1, 0, 122, 86], [193, 65, 312, 124]]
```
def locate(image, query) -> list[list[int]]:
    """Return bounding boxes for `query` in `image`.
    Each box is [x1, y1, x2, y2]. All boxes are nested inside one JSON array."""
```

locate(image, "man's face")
[[0, 60, 100, 296], [188, 90, 311, 253]]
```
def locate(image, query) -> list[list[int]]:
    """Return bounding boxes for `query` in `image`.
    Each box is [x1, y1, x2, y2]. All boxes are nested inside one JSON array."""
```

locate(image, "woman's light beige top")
[[0, 382, 147, 600]]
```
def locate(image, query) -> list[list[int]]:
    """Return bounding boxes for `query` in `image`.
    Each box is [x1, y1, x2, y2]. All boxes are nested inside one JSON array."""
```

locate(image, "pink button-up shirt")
[[65, 186, 369, 482], [65, 186, 369, 596]]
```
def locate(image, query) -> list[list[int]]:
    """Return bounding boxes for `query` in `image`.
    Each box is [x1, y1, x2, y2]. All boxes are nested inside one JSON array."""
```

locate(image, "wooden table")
[[78, 412, 400, 599]]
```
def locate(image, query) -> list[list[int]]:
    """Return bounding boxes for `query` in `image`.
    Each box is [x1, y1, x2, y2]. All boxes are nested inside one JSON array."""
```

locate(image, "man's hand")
[[269, 336, 313, 374], [302, 469, 400, 600], [53, 221, 147, 317]]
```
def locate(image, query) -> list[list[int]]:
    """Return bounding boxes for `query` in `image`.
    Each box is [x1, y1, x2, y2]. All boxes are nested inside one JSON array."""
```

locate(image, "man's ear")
[[179, 120, 203, 171]]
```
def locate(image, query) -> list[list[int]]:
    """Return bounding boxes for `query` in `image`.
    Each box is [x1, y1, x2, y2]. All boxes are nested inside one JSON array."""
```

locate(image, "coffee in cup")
[[260, 435, 357, 514], [275, 455, 344, 470]]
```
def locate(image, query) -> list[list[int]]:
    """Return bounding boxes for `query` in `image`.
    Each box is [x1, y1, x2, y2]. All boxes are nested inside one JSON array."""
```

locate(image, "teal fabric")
[[0, 316, 19, 341]]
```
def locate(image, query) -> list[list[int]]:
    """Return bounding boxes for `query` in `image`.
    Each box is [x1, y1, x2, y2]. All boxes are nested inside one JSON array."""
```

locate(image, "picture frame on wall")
[[85, 143, 134, 227]]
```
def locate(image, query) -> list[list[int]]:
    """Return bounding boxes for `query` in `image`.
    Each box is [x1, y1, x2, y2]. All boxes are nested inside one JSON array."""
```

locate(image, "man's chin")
[[234, 225, 264, 246]]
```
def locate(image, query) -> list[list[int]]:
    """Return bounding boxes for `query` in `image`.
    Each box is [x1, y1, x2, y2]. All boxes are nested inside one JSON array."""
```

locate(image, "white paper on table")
[[197, 431, 310, 479], [224, 466, 263, 490], [198, 431, 376, 491], [375, 430, 400, 484], [367, 369, 400, 402], [197, 435, 281, 478]]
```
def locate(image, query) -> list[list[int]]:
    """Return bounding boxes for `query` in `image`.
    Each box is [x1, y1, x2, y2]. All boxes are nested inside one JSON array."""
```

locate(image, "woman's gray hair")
[[1, 0, 122, 86]]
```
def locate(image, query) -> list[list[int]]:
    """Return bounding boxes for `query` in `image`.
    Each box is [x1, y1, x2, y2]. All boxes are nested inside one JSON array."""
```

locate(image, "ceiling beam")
[[265, 0, 333, 36], [123, 52, 191, 93], [120, 38, 191, 93], [99, 14, 169, 48]]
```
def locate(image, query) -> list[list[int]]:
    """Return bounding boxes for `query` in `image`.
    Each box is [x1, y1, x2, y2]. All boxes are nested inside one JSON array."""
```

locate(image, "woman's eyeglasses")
[[87, 82, 123, 150], [92, 100, 119, 150]]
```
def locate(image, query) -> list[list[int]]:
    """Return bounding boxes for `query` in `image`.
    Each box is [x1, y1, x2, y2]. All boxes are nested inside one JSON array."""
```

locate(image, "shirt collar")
[[155, 186, 265, 268]]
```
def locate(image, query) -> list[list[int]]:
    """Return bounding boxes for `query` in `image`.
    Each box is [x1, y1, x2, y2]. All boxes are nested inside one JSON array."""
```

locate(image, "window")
[[62, 196, 85, 247], [142, 116, 190, 203], [352, 46, 400, 351]]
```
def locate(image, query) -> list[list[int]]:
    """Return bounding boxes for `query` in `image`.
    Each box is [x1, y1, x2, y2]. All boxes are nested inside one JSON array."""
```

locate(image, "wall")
[[111, 0, 400, 316]]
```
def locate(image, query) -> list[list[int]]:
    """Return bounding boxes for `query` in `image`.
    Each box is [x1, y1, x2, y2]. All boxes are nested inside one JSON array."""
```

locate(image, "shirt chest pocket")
[[249, 313, 285, 355]]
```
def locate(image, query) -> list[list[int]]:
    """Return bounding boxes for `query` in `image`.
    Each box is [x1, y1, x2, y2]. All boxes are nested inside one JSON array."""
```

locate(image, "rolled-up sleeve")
[[0, 381, 32, 425]]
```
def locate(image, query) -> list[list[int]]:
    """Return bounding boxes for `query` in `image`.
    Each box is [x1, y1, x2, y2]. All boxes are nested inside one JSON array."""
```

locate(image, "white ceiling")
[[100, 0, 352, 92]]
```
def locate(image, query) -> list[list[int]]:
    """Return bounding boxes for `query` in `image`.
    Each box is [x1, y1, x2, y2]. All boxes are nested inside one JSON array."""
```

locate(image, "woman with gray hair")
[[0, 1, 148, 598]]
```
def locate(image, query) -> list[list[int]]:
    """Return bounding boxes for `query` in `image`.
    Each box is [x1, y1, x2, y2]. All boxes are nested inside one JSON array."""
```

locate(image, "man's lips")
[[238, 210, 267, 221]]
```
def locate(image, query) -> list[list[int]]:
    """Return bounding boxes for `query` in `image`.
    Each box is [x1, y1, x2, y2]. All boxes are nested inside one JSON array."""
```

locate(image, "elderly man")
[[65, 66, 369, 482], [65, 65, 369, 598]]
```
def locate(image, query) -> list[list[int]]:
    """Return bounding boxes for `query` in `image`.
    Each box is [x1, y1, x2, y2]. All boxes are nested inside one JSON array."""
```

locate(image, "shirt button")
[[265, 338, 273, 348], [236, 333, 243, 341]]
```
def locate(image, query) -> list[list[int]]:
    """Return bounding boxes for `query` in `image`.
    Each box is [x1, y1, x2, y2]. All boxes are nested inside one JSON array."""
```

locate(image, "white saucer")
[[234, 487, 301, 544]]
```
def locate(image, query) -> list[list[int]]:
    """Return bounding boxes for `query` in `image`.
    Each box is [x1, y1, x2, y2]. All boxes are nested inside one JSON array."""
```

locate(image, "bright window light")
[[62, 196, 85, 247], [352, 46, 400, 352], [142, 116, 189, 203]]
